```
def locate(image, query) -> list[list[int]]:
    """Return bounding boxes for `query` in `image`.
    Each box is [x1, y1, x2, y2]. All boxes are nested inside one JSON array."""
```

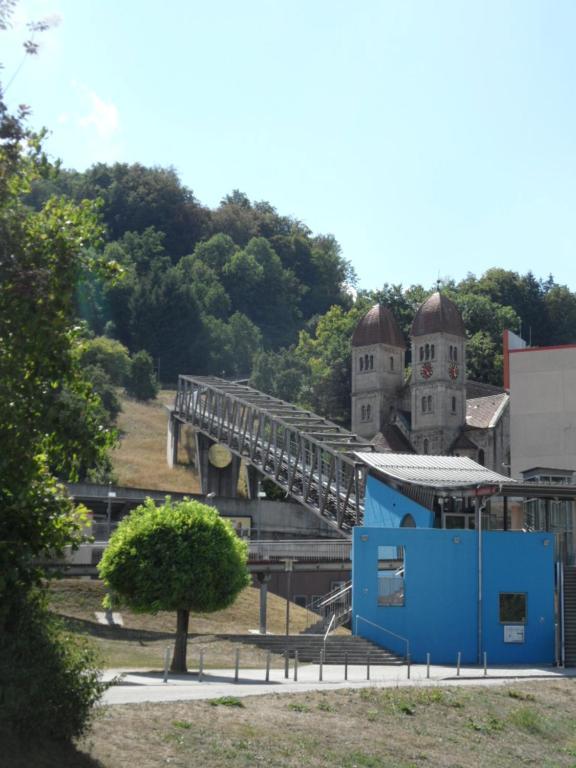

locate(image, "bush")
[[0, 588, 106, 744], [84, 364, 122, 423], [125, 350, 158, 401], [78, 336, 131, 385]]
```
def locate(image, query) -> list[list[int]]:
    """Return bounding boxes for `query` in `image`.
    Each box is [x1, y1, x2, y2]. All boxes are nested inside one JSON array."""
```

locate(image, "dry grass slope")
[[48, 579, 318, 669], [111, 390, 200, 493]]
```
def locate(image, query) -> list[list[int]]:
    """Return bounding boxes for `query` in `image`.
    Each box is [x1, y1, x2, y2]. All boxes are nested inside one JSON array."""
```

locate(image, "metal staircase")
[[563, 566, 576, 666], [303, 581, 352, 634]]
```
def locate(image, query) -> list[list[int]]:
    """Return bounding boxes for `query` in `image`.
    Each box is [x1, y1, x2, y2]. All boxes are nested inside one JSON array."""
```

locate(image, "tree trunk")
[[171, 608, 189, 673]]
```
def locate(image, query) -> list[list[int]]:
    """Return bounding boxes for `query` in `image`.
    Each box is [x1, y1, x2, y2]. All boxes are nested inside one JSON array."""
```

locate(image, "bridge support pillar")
[[256, 572, 271, 635], [166, 412, 180, 469], [195, 432, 241, 497], [246, 464, 262, 500]]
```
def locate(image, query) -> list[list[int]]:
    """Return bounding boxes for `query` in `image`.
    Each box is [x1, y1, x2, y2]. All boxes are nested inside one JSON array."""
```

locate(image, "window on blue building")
[[377, 545, 405, 606], [499, 593, 526, 623]]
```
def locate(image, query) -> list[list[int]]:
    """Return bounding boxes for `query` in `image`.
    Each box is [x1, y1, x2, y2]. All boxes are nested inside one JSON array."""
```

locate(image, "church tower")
[[351, 304, 406, 439], [410, 291, 466, 454]]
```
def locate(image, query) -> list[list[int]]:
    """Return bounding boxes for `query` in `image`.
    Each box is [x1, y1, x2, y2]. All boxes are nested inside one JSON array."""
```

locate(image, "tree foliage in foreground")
[[98, 498, 250, 673], [0, 36, 115, 741]]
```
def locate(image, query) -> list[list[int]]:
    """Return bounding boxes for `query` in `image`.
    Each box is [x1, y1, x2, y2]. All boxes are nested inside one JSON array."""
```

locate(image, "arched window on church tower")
[[425, 344, 430, 360], [427, 395, 432, 411], [454, 346, 458, 361], [419, 346, 424, 361], [451, 396, 456, 413], [478, 449, 485, 466], [449, 345, 453, 360], [359, 357, 364, 371], [390, 356, 394, 371], [431, 344, 435, 359], [422, 396, 427, 413], [423, 438, 429, 454], [361, 405, 366, 421], [369, 355, 374, 369], [364, 354, 369, 369], [366, 404, 371, 420]]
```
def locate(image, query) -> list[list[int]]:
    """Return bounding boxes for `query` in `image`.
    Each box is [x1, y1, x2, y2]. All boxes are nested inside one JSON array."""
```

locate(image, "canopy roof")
[[355, 452, 514, 492]]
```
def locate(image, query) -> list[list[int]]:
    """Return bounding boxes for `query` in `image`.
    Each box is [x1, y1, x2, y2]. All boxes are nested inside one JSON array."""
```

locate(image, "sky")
[[2, 0, 576, 293]]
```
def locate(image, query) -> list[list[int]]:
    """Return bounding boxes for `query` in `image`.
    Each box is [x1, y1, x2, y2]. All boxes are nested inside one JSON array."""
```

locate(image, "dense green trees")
[[0, 79, 110, 742], [98, 498, 250, 673], [28, 171, 355, 383]]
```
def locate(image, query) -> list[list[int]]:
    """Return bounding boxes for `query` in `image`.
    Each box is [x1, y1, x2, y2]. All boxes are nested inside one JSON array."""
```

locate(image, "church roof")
[[411, 292, 466, 338], [372, 425, 415, 454], [352, 304, 406, 348], [465, 379, 505, 398], [451, 431, 478, 451], [466, 393, 509, 429]]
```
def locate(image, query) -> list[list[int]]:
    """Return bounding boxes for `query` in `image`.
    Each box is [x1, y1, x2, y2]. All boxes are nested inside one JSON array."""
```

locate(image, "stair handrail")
[[355, 615, 410, 661], [323, 613, 336, 656], [317, 582, 352, 610]]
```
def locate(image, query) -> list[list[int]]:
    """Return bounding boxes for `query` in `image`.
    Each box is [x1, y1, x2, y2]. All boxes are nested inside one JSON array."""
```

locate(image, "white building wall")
[[510, 346, 576, 478]]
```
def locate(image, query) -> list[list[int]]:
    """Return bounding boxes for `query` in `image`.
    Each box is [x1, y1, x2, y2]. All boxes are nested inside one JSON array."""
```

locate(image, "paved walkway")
[[102, 663, 576, 705]]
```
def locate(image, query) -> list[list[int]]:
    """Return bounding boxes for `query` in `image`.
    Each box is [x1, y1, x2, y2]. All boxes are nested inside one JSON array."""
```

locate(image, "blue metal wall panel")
[[363, 475, 434, 528], [352, 527, 555, 665]]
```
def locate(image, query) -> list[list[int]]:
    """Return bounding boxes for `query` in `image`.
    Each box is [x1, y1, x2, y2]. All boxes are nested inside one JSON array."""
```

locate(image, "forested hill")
[[28, 163, 354, 381], [29, 163, 576, 428]]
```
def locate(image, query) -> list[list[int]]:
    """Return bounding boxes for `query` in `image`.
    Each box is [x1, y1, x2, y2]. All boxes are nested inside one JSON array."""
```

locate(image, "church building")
[[351, 292, 510, 473]]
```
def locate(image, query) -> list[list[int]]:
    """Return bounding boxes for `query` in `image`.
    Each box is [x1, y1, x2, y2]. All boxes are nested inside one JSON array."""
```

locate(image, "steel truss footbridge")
[[173, 376, 376, 536]]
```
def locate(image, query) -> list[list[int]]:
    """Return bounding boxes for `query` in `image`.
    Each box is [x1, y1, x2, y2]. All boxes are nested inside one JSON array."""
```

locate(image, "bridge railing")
[[248, 539, 352, 562], [174, 376, 372, 533]]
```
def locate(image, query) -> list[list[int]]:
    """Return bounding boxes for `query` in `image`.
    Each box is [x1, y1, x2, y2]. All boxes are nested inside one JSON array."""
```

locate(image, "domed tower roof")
[[411, 291, 466, 337], [352, 304, 405, 348]]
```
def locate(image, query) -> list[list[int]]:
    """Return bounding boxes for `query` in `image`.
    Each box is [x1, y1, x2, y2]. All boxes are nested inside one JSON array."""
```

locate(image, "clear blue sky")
[[3, 0, 576, 292]]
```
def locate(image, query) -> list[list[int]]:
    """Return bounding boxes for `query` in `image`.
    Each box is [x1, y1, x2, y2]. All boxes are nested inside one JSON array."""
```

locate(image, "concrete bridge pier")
[[166, 412, 181, 469], [246, 464, 263, 500], [256, 572, 271, 635], [195, 432, 241, 497]]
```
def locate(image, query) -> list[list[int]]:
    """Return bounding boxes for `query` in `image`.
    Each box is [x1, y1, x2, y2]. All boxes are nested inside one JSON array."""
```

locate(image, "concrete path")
[[102, 663, 576, 705]]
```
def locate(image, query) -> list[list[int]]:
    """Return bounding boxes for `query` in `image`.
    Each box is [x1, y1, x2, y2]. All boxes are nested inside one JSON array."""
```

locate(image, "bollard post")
[[265, 650, 271, 682], [234, 647, 240, 683], [284, 648, 289, 679], [294, 650, 299, 682], [198, 648, 204, 682], [319, 649, 323, 682], [483, 651, 487, 677], [407, 654, 411, 680], [457, 651, 461, 677], [366, 652, 370, 681], [163, 646, 171, 684], [344, 651, 348, 682], [426, 652, 430, 679]]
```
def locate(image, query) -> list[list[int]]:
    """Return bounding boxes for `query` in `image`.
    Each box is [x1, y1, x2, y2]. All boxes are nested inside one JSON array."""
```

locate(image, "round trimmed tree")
[[98, 497, 250, 672]]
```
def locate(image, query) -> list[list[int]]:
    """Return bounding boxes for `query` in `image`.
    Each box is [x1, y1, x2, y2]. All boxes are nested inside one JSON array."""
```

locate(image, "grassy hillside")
[[48, 579, 319, 669], [111, 389, 201, 493]]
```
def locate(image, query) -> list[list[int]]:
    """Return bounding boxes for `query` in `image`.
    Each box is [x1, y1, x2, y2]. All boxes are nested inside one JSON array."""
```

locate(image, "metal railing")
[[248, 539, 352, 563], [173, 376, 373, 533], [323, 613, 336, 656], [306, 581, 352, 632], [354, 615, 410, 661]]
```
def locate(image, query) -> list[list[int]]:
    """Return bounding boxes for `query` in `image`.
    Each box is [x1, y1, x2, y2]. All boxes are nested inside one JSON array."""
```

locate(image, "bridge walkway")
[[173, 376, 375, 535]]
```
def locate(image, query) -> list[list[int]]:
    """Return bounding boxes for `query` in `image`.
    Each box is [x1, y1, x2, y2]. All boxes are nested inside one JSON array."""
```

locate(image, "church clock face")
[[448, 362, 459, 380], [420, 362, 433, 379]]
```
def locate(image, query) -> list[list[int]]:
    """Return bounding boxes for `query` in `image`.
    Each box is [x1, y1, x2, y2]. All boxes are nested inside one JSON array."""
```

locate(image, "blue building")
[[352, 454, 557, 665]]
